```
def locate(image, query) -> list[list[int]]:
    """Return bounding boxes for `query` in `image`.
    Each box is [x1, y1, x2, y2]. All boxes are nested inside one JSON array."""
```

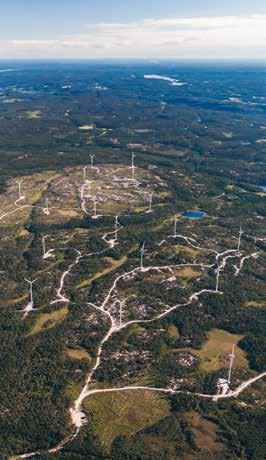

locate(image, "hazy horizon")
[[0, 1, 266, 59]]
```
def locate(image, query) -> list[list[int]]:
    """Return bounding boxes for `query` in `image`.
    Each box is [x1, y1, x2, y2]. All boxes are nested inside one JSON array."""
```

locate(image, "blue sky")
[[0, 0, 266, 58]]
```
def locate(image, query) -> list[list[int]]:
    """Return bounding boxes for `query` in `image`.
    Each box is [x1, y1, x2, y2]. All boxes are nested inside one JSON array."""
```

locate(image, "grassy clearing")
[[174, 266, 201, 279], [36, 260, 61, 275], [185, 411, 224, 453], [76, 253, 131, 289], [245, 300, 266, 308], [185, 329, 248, 372], [84, 390, 170, 452], [222, 131, 233, 138], [6, 293, 28, 306], [17, 228, 31, 238], [57, 209, 81, 218], [158, 191, 171, 198], [66, 347, 92, 362], [26, 110, 42, 119], [28, 307, 68, 335], [153, 215, 177, 231], [175, 244, 199, 257], [0, 171, 59, 228], [167, 324, 179, 340]]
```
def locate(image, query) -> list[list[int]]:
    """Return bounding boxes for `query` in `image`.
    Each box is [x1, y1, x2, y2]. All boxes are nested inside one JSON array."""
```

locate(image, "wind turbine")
[[147, 193, 153, 213], [237, 225, 243, 252], [21, 278, 38, 317], [140, 241, 145, 272], [43, 198, 50, 215], [42, 235, 55, 259], [214, 345, 235, 399], [83, 166, 87, 182], [228, 344, 235, 384], [90, 154, 95, 169], [215, 265, 221, 292], [131, 152, 135, 169], [105, 215, 120, 248], [131, 152, 136, 181], [16, 179, 25, 201], [173, 215, 178, 238], [42, 235, 48, 257], [26, 278, 37, 304], [114, 215, 119, 241]]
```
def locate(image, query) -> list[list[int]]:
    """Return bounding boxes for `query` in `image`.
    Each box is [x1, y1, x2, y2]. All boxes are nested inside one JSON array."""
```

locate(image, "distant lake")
[[260, 184, 266, 192], [144, 74, 187, 86], [183, 210, 205, 219]]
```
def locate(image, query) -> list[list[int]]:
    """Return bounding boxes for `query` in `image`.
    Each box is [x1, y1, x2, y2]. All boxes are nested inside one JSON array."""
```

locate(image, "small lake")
[[183, 210, 205, 219], [260, 184, 266, 192]]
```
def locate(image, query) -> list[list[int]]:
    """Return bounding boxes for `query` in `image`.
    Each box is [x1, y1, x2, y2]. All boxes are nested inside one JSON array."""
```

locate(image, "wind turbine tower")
[[43, 198, 50, 215], [228, 344, 235, 384], [25, 278, 38, 307], [42, 235, 47, 257], [26, 279, 37, 304], [237, 225, 243, 252], [140, 241, 145, 272], [83, 166, 87, 182], [114, 215, 119, 241], [215, 265, 221, 292], [148, 193, 153, 213], [173, 215, 178, 238], [42, 235, 54, 259], [90, 154, 95, 169], [16, 180, 25, 201], [131, 152, 136, 181], [131, 152, 135, 169], [21, 278, 38, 318]]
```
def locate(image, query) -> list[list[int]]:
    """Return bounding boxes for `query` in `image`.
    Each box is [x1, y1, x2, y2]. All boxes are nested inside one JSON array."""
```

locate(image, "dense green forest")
[[0, 62, 265, 459]]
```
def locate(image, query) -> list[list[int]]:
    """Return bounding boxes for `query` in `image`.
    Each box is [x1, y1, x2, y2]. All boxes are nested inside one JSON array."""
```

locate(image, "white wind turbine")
[[21, 278, 38, 318]]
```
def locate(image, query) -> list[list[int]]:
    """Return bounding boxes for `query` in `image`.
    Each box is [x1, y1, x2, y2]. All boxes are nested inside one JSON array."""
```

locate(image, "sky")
[[0, 0, 266, 59]]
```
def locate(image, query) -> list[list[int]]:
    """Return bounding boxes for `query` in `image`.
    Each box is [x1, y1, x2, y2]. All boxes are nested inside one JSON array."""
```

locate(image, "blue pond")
[[183, 210, 205, 219], [260, 184, 266, 192]]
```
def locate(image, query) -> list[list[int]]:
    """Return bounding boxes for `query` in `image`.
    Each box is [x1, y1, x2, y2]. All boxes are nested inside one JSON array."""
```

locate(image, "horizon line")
[[0, 57, 266, 62]]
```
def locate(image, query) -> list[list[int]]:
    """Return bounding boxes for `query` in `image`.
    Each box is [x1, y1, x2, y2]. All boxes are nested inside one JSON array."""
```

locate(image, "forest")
[[0, 61, 265, 459]]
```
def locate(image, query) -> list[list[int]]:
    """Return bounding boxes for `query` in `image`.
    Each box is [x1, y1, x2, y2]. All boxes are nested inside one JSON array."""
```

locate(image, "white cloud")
[[143, 15, 266, 29], [1, 15, 266, 59]]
